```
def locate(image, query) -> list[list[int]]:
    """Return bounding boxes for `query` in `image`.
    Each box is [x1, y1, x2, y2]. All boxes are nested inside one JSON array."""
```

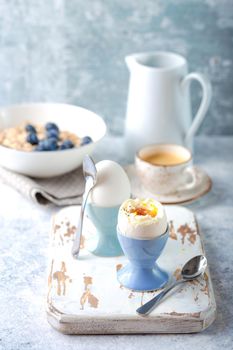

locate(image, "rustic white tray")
[[46, 205, 216, 334]]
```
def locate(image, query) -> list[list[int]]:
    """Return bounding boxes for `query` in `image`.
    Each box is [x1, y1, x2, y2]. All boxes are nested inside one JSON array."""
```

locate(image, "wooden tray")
[[46, 205, 216, 334]]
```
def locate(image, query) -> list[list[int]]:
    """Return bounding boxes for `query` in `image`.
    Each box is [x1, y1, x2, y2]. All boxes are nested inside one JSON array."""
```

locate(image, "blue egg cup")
[[86, 203, 123, 257], [117, 226, 169, 291]]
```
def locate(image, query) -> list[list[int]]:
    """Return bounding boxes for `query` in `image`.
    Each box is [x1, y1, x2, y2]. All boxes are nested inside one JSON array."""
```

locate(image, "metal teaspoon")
[[136, 255, 207, 316], [72, 155, 97, 258]]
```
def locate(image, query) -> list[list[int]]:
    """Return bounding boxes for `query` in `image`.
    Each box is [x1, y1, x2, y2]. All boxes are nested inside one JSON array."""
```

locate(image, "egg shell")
[[118, 198, 168, 239], [89, 160, 131, 207]]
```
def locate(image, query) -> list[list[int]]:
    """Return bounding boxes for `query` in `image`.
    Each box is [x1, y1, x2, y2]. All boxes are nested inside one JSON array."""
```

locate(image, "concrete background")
[[0, 0, 232, 135]]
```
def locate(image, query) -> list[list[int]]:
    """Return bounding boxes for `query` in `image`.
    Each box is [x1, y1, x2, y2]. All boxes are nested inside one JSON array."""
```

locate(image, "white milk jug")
[[125, 51, 212, 157]]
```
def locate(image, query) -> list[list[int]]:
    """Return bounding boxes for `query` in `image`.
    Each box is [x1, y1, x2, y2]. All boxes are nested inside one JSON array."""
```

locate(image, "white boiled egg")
[[89, 160, 131, 207]]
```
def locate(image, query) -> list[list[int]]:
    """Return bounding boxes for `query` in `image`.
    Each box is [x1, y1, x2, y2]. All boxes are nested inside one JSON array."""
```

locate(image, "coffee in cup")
[[135, 144, 196, 195], [143, 150, 189, 166]]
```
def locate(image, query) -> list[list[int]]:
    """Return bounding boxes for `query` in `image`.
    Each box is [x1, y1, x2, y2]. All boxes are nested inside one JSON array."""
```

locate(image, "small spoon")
[[72, 155, 97, 259], [136, 255, 207, 316]]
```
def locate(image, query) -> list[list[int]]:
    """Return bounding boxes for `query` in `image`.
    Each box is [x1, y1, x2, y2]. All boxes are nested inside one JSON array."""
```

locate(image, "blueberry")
[[46, 128, 59, 139], [45, 138, 58, 151], [45, 122, 59, 132], [81, 136, 93, 146], [47, 137, 58, 144], [35, 140, 47, 151], [60, 139, 74, 150], [35, 138, 58, 151], [25, 124, 36, 133], [34, 144, 44, 151], [26, 132, 39, 145]]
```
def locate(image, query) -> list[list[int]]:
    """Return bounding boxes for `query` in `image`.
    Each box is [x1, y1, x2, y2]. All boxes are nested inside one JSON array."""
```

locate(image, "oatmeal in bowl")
[[0, 121, 92, 152], [0, 103, 106, 177]]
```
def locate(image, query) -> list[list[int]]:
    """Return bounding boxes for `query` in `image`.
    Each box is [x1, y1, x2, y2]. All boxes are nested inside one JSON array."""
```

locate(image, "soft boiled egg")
[[89, 160, 131, 207], [118, 198, 167, 239]]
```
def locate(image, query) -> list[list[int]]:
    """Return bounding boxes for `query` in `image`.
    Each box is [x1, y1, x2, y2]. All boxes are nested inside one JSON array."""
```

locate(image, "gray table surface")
[[0, 135, 232, 350]]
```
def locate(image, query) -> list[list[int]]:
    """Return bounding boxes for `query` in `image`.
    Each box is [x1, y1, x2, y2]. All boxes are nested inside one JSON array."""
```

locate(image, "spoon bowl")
[[136, 255, 207, 316], [182, 255, 207, 280]]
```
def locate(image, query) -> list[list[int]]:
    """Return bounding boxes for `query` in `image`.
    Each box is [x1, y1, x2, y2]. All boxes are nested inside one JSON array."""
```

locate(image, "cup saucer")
[[125, 164, 212, 205]]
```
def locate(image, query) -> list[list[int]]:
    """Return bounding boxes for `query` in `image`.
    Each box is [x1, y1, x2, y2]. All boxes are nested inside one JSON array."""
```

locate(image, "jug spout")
[[125, 52, 151, 71], [125, 55, 137, 71]]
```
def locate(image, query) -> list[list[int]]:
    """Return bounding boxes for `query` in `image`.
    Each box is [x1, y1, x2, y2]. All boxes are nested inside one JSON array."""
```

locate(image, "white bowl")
[[0, 103, 106, 178]]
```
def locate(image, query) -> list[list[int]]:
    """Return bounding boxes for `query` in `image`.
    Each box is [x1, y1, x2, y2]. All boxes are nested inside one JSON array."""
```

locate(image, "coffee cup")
[[135, 144, 197, 195]]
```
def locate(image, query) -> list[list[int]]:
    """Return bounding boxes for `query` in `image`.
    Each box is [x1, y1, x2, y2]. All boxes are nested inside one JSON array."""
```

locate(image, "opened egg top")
[[89, 160, 131, 207], [118, 198, 167, 240]]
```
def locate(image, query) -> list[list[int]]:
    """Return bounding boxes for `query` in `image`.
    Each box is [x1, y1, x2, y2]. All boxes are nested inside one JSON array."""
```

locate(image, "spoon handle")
[[71, 177, 93, 258], [136, 280, 184, 316]]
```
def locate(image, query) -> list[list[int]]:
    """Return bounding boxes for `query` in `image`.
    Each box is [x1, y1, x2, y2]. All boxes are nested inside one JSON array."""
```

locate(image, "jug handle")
[[181, 72, 212, 146]]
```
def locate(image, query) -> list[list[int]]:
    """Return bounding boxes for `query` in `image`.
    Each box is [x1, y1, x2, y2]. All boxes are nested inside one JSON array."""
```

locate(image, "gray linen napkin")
[[0, 166, 85, 206]]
